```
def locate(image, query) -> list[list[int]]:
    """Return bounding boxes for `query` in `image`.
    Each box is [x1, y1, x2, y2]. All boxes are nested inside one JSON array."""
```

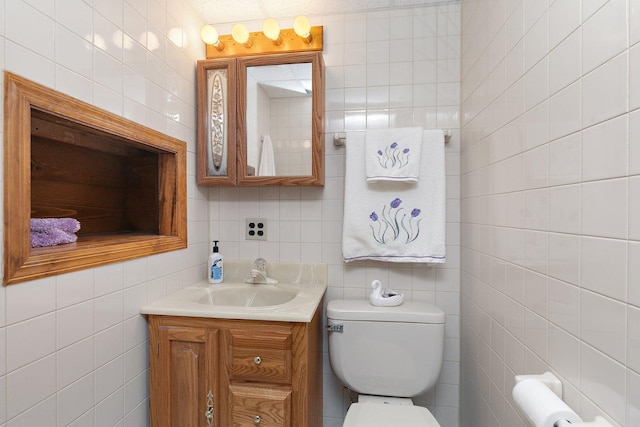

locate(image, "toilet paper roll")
[[512, 379, 582, 427]]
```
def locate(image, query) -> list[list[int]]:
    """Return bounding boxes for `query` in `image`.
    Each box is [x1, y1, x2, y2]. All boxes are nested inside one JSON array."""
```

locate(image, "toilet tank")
[[326, 300, 445, 398]]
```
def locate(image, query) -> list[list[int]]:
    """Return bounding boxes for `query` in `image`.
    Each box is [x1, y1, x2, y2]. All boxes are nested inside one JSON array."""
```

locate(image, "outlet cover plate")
[[246, 218, 267, 240]]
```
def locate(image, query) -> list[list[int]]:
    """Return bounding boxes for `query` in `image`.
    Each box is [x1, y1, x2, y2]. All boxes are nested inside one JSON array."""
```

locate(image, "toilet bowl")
[[343, 395, 440, 427], [344, 403, 440, 427], [326, 299, 446, 427]]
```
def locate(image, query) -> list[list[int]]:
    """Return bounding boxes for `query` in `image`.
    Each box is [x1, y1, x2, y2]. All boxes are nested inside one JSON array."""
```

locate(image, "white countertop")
[[140, 260, 327, 323]]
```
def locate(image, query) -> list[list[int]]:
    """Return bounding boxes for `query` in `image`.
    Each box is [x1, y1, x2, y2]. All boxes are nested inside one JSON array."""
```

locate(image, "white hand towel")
[[258, 135, 276, 176], [343, 129, 446, 263], [365, 127, 423, 183]]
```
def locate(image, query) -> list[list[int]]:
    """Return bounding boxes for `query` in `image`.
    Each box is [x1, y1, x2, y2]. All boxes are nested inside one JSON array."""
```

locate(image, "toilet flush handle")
[[326, 323, 343, 333]]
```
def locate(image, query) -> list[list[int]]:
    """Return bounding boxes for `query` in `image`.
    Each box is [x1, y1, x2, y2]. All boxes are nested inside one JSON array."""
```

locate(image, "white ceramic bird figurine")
[[369, 280, 404, 306]]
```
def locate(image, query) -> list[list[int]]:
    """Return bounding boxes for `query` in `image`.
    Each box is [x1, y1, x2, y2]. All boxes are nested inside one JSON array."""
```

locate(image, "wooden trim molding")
[[3, 72, 188, 285]]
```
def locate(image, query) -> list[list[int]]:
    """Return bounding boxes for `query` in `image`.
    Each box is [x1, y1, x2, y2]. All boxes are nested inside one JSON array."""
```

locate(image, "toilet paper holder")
[[513, 372, 614, 427]]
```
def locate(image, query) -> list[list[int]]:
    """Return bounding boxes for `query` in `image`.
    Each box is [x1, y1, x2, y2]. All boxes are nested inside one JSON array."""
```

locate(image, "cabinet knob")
[[253, 415, 261, 424], [254, 356, 262, 365]]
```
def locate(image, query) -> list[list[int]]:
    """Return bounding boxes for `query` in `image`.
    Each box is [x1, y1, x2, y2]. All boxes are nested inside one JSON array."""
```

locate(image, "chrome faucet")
[[250, 257, 268, 283], [247, 258, 278, 284]]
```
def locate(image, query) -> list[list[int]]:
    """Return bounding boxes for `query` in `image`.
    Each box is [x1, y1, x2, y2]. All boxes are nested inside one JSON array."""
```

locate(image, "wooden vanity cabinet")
[[148, 307, 322, 427]]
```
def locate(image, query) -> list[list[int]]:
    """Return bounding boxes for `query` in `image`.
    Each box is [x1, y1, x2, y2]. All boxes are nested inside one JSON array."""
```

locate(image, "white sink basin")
[[196, 285, 297, 307], [140, 260, 327, 322]]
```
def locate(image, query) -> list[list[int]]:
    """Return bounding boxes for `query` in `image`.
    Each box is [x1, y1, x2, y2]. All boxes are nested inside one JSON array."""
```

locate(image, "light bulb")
[[200, 25, 219, 45], [293, 15, 312, 42], [231, 23, 252, 47], [262, 18, 281, 44], [200, 24, 224, 50]]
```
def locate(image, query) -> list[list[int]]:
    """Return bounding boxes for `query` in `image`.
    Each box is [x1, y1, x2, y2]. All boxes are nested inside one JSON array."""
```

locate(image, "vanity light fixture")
[[200, 16, 323, 59], [262, 18, 282, 45]]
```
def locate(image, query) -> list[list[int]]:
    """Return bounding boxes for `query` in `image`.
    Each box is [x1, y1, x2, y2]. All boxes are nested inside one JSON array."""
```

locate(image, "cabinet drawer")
[[229, 330, 292, 383], [229, 385, 291, 427]]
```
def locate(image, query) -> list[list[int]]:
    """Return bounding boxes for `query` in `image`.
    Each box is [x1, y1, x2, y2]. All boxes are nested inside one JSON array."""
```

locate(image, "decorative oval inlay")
[[210, 72, 225, 171]]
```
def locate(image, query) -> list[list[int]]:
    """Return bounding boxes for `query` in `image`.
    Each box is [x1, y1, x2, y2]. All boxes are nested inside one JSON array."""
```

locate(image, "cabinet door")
[[151, 325, 219, 427], [229, 385, 291, 427], [196, 58, 238, 186]]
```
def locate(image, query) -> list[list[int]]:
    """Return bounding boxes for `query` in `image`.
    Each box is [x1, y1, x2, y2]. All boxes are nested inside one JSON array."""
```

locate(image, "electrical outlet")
[[246, 218, 267, 240]]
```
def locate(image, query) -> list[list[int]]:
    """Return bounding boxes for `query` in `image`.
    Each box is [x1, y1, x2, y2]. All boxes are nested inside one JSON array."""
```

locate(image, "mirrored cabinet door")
[[196, 52, 324, 187], [237, 52, 324, 186]]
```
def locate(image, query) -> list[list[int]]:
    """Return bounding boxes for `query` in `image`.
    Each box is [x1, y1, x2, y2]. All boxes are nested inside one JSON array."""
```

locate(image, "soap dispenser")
[[208, 240, 223, 284]]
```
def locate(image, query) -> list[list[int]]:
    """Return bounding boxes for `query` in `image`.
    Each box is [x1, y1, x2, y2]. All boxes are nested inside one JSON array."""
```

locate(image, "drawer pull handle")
[[254, 356, 262, 365], [253, 415, 261, 424]]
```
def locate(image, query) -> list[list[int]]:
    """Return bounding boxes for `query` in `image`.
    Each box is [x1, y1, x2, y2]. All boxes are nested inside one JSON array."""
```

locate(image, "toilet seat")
[[343, 403, 441, 427]]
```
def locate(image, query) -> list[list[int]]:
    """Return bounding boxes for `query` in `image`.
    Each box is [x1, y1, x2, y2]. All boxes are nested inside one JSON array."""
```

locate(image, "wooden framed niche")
[[3, 72, 188, 285]]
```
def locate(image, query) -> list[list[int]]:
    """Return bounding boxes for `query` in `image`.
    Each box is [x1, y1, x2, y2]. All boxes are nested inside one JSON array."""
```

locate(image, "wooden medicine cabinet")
[[196, 51, 324, 186], [3, 72, 187, 285]]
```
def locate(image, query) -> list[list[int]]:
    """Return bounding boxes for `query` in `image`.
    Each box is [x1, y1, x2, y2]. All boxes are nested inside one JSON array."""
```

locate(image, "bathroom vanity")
[[147, 310, 321, 427], [141, 261, 326, 427]]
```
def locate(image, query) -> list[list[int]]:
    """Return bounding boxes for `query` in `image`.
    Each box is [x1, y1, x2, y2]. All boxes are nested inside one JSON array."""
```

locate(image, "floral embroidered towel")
[[343, 130, 446, 263], [365, 127, 423, 183]]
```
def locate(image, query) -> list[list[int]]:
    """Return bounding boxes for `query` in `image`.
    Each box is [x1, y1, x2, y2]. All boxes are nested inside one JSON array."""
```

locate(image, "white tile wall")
[[582, 0, 627, 73], [549, 81, 581, 140], [581, 236, 627, 301], [582, 52, 628, 128], [461, 0, 639, 426], [581, 178, 628, 239], [549, 132, 581, 185], [632, 44, 640, 110], [582, 115, 628, 181], [0, 0, 205, 426]]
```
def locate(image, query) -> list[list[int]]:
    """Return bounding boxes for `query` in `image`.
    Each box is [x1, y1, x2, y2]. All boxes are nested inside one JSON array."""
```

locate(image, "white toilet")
[[326, 299, 445, 427]]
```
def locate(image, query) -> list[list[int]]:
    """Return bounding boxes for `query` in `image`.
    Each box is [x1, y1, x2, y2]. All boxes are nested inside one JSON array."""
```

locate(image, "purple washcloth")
[[30, 228, 78, 248], [30, 218, 81, 234]]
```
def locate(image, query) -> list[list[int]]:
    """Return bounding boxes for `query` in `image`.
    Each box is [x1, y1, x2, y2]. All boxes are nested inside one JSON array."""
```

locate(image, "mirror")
[[237, 52, 324, 186], [245, 62, 312, 176]]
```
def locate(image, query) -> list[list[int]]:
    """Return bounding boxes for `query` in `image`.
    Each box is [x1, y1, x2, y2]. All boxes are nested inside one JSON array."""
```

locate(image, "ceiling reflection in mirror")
[[245, 63, 313, 177]]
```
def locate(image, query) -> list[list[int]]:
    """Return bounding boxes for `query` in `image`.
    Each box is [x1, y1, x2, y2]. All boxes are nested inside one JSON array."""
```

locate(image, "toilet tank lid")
[[327, 300, 445, 324]]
